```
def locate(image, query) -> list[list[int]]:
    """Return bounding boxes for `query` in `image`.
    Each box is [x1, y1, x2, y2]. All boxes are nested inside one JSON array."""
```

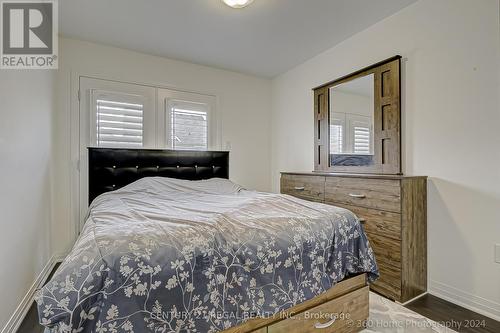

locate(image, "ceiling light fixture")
[[222, 0, 254, 9]]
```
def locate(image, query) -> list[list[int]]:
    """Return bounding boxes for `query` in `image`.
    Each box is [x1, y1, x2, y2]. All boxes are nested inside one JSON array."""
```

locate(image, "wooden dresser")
[[280, 172, 427, 303]]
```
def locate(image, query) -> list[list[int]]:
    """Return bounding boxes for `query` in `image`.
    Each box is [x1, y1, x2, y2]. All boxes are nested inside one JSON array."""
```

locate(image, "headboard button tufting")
[[88, 148, 229, 204]]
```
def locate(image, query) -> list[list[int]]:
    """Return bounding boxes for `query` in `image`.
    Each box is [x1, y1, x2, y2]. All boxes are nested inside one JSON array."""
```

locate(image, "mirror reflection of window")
[[354, 126, 370, 154], [330, 116, 345, 154], [329, 74, 374, 156], [330, 124, 343, 153]]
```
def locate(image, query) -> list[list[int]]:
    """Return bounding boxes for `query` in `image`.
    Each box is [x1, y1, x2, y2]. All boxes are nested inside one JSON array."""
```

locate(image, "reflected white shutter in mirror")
[[353, 126, 370, 154], [330, 124, 343, 154]]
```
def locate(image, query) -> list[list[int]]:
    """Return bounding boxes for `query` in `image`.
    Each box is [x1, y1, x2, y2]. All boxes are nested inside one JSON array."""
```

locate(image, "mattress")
[[36, 177, 378, 332]]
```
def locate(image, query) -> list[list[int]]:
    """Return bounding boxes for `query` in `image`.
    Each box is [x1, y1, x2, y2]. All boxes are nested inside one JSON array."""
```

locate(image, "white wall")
[[0, 71, 56, 328], [271, 0, 500, 319], [52, 37, 272, 255]]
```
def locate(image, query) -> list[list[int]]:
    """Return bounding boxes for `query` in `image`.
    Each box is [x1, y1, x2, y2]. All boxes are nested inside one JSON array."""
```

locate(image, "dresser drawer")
[[325, 177, 401, 212], [364, 231, 402, 300], [365, 232, 401, 269], [371, 263, 402, 301], [330, 203, 401, 240], [267, 286, 368, 333], [280, 174, 325, 202]]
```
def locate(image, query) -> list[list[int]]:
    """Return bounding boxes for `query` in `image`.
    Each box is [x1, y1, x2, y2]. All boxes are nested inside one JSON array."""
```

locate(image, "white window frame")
[[80, 78, 157, 149], [157, 89, 219, 150]]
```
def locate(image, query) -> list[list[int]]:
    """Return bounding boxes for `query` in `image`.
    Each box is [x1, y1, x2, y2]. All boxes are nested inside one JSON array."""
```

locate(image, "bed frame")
[[88, 147, 229, 203], [87, 147, 369, 333], [223, 274, 369, 333]]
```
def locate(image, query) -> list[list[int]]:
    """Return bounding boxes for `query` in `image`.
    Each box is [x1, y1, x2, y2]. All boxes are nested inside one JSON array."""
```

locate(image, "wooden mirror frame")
[[313, 55, 402, 175]]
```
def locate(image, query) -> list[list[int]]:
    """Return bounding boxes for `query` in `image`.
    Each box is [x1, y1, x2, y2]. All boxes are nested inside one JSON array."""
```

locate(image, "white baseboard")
[[1, 253, 66, 333], [429, 279, 500, 322]]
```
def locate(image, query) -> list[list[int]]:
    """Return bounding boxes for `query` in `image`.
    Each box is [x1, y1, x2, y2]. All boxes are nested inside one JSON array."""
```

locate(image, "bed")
[[36, 148, 378, 333]]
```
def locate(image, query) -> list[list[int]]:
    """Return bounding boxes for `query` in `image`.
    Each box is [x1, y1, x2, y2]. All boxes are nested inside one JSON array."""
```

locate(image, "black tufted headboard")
[[88, 148, 229, 204]]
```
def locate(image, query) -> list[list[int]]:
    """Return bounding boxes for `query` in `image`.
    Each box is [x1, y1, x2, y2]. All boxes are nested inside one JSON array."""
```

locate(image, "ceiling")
[[59, 0, 417, 78]]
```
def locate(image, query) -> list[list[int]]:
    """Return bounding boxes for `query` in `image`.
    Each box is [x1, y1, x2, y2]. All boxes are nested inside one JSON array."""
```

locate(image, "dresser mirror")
[[330, 74, 375, 166], [314, 56, 402, 175]]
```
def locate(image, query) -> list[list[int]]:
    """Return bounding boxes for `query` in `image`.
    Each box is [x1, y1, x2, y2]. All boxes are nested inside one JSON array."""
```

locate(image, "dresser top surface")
[[280, 171, 427, 180]]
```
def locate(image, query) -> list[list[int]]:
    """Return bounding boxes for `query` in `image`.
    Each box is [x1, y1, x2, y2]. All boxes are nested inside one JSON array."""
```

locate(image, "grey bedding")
[[36, 177, 378, 333]]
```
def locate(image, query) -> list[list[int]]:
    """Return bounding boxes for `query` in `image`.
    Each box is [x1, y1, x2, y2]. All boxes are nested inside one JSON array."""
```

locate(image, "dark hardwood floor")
[[17, 264, 500, 333], [17, 302, 44, 333], [406, 294, 500, 333]]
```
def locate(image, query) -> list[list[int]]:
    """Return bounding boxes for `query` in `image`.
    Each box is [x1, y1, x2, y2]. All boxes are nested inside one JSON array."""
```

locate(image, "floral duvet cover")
[[36, 177, 377, 333]]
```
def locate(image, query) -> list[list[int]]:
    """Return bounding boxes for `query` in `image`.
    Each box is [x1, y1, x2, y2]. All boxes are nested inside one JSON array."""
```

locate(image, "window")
[[77, 77, 219, 233], [81, 78, 218, 151], [82, 78, 156, 150], [94, 94, 145, 147], [170, 101, 209, 150], [159, 89, 217, 151]]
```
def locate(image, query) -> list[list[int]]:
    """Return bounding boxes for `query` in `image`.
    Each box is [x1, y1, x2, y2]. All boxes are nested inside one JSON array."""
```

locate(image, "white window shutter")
[[96, 98, 144, 147]]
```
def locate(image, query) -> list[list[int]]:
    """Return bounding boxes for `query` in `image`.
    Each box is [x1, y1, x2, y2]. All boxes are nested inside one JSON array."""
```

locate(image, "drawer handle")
[[348, 193, 366, 198], [358, 218, 367, 224], [294, 186, 305, 191], [314, 317, 337, 329]]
